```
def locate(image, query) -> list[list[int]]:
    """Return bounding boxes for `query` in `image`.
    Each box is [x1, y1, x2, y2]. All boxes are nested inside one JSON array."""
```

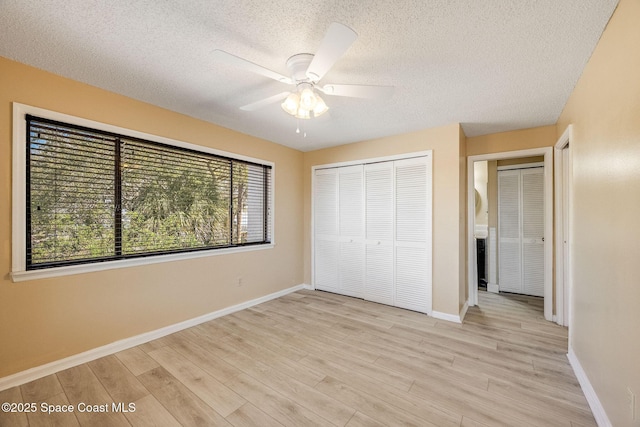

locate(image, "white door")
[[364, 162, 394, 305], [314, 169, 339, 293], [521, 168, 545, 296], [338, 165, 365, 298], [394, 157, 432, 313], [498, 167, 544, 296], [313, 154, 432, 314]]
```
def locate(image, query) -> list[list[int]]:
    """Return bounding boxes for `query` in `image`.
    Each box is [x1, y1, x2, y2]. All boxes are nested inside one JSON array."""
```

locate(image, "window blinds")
[[26, 115, 271, 269]]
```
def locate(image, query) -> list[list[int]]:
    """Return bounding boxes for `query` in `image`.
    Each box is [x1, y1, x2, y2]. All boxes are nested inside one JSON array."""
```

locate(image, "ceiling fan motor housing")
[[286, 53, 315, 83]]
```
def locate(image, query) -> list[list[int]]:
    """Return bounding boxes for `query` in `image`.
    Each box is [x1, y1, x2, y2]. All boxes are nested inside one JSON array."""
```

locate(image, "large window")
[[22, 114, 272, 271]]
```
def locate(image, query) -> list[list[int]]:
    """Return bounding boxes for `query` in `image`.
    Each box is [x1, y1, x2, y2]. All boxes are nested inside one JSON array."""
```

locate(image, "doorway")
[[467, 147, 553, 321]]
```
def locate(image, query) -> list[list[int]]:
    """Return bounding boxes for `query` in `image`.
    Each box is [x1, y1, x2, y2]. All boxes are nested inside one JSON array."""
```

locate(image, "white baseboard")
[[432, 310, 462, 324], [0, 283, 307, 392], [459, 301, 469, 322], [567, 347, 611, 427], [488, 283, 499, 293]]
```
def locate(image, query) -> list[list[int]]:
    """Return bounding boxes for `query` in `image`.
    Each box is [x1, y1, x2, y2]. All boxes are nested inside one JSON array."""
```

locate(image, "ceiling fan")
[[212, 22, 394, 120]]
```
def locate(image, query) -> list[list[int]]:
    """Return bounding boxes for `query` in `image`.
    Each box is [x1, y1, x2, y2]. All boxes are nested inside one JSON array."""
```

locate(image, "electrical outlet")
[[628, 387, 636, 421]]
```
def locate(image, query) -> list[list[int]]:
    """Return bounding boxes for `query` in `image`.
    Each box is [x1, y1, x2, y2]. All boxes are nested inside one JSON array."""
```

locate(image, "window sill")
[[10, 244, 275, 283]]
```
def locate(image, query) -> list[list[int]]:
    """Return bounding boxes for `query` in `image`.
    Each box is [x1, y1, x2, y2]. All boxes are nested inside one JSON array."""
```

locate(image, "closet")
[[313, 154, 432, 314], [498, 167, 544, 296]]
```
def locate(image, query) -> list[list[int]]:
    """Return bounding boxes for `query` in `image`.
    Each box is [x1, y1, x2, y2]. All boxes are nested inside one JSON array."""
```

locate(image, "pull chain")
[[295, 118, 307, 138]]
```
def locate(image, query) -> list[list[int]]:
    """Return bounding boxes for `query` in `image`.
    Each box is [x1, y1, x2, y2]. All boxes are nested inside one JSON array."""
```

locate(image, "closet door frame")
[[311, 150, 433, 314]]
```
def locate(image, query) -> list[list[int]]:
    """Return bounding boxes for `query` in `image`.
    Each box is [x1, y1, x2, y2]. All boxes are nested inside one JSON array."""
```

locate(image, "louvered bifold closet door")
[[521, 168, 544, 297], [338, 165, 365, 298], [498, 169, 522, 293], [394, 157, 432, 314], [364, 162, 394, 305], [314, 169, 339, 293]]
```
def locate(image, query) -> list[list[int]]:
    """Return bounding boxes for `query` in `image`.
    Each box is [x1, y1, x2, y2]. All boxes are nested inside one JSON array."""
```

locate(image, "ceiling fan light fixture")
[[281, 92, 300, 116], [299, 87, 318, 110], [313, 96, 329, 117], [281, 84, 328, 119], [295, 108, 311, 119]]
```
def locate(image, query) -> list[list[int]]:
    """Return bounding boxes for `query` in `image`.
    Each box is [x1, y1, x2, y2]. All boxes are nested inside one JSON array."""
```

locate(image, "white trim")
[[567, 347, 612, 427], [488, 227, 497, 287], [12, 102, 275, 281], [467, 147, 553, 321], [310, 166, 316, 294], [432, 310, 462, 324], [459, 300, 469, 322], [0, 283, 306, 392], [12, 104, 27, 275], [11, 244, 275, 282], [496, 161, 544, 171], [554, 125, 573, 327], [311, 150, 435, 171]]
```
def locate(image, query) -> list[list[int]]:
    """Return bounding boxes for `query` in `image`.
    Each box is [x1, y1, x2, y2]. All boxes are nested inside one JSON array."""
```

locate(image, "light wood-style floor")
[[1, 290, 595, 426]]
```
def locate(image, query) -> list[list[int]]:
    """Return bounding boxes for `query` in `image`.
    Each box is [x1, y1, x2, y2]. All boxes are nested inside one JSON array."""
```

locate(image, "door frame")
[[467, 147, 553, 321], [554, 125, 573, 327]]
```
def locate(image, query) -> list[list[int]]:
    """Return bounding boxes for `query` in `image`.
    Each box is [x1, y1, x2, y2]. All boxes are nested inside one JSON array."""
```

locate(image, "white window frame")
[[11, 103, 275, 282]]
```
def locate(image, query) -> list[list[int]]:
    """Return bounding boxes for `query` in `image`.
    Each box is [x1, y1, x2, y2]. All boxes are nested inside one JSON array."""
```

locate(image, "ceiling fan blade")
[[213, 50, 293, 84], [306, 22, 357, 82], [239, 92, 291, 111], [320, 84, 394, 100]]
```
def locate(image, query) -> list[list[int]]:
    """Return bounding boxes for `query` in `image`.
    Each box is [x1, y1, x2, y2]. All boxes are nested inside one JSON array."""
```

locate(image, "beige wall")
[[0, 57, 305, 377], [302, 124, 466, 316], [466, 125, 556, 156], [556, 0, 640, 425]]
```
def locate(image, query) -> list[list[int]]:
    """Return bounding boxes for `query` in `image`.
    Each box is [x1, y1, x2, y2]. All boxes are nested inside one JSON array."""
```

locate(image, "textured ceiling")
[[0, 0, 618, 151]]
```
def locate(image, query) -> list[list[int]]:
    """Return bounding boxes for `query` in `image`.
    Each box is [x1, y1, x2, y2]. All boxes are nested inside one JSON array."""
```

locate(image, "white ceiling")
[[0, 0, 618, 151]]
